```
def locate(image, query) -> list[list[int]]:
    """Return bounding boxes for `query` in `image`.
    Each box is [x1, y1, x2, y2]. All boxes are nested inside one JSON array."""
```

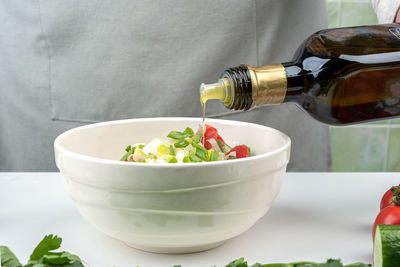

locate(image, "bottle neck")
[[199, 63, 305, 110], [245, 64, 287, 108]]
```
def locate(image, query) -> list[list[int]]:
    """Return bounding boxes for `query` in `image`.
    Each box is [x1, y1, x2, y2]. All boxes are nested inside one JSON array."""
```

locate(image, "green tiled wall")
[[331, 127, 388, 171], [388, 128, 400, 171], [328, 0, 378, 27], [327, 0, 400, 171]]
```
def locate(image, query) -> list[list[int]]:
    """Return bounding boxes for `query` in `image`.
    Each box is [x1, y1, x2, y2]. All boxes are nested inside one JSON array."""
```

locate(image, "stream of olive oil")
[[200, 82, 226, 145], [200, 88, 207, 145], [201, 101, 206, 145]]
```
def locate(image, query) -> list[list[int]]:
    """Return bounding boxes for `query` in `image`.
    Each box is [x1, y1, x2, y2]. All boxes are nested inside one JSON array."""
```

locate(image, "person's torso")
[[0, 0, 329, 171]]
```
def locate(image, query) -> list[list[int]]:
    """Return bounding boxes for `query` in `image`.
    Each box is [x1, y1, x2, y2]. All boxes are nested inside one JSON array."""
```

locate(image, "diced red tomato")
[[203, 140, 212, 150], [201, 124, 225, 149], [204, 124, 218, 140], [227, 145, 249, 159]]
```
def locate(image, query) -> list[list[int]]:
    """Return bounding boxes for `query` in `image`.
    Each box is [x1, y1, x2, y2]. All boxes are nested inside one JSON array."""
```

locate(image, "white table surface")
[[1, 172, 398, 267]]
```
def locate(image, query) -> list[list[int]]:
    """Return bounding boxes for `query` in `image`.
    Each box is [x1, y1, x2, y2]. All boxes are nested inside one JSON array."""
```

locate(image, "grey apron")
[[0, 0, 329, 171]]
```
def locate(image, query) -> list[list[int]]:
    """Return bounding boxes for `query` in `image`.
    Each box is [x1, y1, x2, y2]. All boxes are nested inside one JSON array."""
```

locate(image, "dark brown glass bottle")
[[200, 24, 400, 125]]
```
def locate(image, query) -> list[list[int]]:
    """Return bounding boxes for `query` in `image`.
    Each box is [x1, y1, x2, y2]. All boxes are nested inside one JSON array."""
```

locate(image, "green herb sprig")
[[1, 235, 84, 267], [224, 258, 370, 267]]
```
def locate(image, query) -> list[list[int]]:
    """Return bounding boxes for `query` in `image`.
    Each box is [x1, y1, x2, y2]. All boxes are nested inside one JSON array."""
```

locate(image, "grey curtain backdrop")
[[0, 0, 330, 171]]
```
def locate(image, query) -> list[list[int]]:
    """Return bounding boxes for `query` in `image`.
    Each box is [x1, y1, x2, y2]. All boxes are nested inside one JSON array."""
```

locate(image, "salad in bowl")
[[120, 124, 250, 163]]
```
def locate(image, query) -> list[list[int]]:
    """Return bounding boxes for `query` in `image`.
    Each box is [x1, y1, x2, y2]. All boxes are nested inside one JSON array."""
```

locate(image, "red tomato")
[[201, 124, 225, 149], [373, 206, 400, 238], [227, 145, 249, 159], [203, 140, 212, 150], [204, 124, 218, 140], [380, 185, 399, 210]]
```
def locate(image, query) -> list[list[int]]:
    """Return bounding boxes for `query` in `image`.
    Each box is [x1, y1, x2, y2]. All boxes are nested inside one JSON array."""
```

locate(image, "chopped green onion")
[[169, 145, 175, 156], [120, 146, 136, 161], [183, 156, 191, 163], [216, 139, 224, 151], [189, 154, 202, 162], [120, 152, 130, 161], [194, 134, 202, 143], [210, 151, 219, 161], [138, 144, 145, 149], [193, 143, 207, 153], [195, 148, 207, 161], [222, 143, 232, 154], [248, 146, 251, 156], [174, 139, 189, 148], [227, 156, 237, 160], [183, 127, 194, 137], [168, 157, 178, 163]]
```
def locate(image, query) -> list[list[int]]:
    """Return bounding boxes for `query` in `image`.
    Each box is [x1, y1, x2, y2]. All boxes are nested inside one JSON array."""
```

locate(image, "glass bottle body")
[[284, 23, 400, 125]]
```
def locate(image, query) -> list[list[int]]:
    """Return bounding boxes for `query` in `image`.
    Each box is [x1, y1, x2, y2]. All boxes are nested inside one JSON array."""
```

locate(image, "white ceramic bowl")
[[54, 118, 291, 253]]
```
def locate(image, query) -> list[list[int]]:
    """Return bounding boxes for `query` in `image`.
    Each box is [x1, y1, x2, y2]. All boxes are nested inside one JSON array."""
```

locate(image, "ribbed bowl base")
[[124, 240, 226, 254]]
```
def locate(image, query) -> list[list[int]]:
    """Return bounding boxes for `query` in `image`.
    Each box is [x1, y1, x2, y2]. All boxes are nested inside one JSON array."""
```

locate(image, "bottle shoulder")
[[292, 24, 400, 60]]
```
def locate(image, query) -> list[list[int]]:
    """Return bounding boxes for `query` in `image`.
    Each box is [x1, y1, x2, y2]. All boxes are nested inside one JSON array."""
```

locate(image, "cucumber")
[[373, 224, 400, 267]]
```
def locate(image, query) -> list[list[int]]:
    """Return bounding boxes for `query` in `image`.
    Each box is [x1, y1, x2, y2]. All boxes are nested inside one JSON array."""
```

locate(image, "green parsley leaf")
[[0, 246, 22, 267], [42, 252, 84, 267], [2, 235, 85, 267], [226, 258, 248, 267], [343, 263, 371, 267], [290, 262, 321, 267], [29, 235, 62, 261], [42, 254, 70, 264], [225, 258, 369, 267]]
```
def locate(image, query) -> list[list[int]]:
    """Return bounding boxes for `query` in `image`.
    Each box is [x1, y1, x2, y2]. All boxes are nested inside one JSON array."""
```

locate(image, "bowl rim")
[[54, 117, 291, 168]]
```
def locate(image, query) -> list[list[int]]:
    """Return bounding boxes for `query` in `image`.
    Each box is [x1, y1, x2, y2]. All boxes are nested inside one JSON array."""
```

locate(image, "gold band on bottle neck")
[[246, 64, 287, 107]]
